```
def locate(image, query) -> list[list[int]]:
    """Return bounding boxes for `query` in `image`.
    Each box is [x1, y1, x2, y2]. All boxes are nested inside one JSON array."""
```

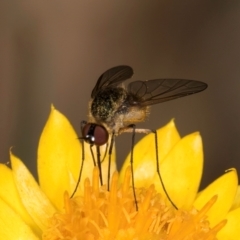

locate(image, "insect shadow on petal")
[[71, 66, 208, 211]]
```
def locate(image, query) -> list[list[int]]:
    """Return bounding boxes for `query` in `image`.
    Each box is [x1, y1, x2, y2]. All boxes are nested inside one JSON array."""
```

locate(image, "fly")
[[72, 65, 208, 210]]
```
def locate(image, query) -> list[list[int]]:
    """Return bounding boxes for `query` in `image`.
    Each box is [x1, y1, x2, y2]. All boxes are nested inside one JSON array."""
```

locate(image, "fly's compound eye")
[[82, 123, 109, 146]]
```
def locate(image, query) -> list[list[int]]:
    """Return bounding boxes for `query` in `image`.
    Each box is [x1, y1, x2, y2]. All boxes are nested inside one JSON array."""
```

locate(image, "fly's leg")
[[71, 120, 104, 197], [70, 120, 87, 198], [101, 143, 109, 163], [154, 130, 178, 210], [120, 126, 178, 210], [90, 145, 97, 166], [96, 146, 103, 185], [120, 124, 139, 210], [129, 124, 139, 211], [107, 132, 115, 191]]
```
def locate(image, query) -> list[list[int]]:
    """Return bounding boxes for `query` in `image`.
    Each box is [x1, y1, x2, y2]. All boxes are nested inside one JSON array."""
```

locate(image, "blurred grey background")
[[1, 1, 240, 189]]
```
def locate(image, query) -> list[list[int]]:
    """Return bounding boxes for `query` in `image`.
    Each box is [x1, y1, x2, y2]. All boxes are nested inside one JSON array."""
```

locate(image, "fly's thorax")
[[89, 89, 150, 134], [91, 87, 127, 123]]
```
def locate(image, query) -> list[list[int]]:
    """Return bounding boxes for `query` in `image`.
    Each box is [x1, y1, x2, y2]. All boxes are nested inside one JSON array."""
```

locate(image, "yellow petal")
[[0, 164, 41, 235], [154, 132, 203, 209], [10, 152, 56, 231], [38, 105, 116, 208], [231, 185, 240, 210], [0, 197, 40, 240], [38, 105, 81, 209], [194, 169, 238, 226], [119, 119, 180, 184], [217, 207, 240, 239]]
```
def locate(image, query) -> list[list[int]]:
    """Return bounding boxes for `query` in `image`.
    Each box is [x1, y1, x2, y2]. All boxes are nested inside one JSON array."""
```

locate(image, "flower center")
[[42, 167, 226, 240]]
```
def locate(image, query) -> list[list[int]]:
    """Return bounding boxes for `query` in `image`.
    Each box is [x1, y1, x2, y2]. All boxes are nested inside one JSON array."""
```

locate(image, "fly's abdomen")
[[91, 88, 127, 122]]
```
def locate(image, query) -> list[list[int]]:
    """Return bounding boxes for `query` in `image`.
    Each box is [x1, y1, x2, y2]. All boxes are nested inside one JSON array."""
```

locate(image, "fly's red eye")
[[82, 123, 109, 146]]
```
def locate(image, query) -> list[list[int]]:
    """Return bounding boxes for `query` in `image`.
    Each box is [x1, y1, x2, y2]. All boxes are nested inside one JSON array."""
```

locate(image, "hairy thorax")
[[89, 87, 149, 134]]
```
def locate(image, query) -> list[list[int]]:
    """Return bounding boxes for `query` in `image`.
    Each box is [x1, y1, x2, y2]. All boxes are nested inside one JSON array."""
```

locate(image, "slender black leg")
[[70, 121, 86, 198], [90, 145, 105, 184], [120, 126, 178, 210], [129, 124, 138, 211], [96, 146, 103, 185], [107, 132, 115, 190], [154, 130, 178, 210], [90, 145, 97, 166], [101, 142, 109, 163]]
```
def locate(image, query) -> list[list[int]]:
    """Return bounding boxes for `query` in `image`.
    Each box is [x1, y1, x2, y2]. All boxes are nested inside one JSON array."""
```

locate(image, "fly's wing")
[[127, 79, 208, 106], [91, 65, 134, 98]]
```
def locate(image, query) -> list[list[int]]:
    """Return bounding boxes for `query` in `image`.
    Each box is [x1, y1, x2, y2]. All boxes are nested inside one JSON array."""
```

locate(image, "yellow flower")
[[0, 106, 239, 239]]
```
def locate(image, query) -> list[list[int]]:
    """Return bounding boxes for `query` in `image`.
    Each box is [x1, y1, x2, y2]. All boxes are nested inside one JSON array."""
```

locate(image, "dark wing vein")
[[127, 79, 208, 106]]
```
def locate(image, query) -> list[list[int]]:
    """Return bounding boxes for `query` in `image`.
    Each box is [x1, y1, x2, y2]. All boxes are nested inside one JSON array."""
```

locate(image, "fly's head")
[[82, 123, 109, 146]]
